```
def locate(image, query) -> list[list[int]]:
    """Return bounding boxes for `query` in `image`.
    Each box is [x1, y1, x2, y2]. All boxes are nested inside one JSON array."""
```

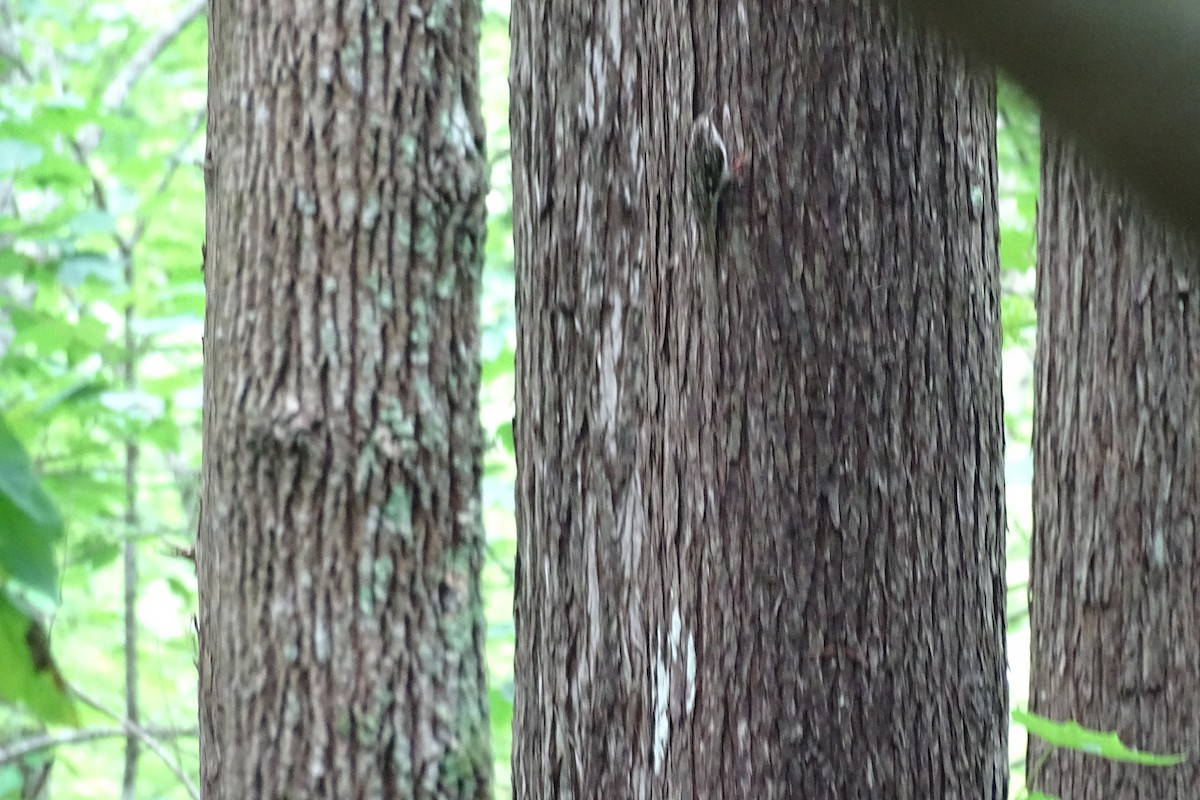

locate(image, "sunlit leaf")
[[67, 210, 118, 237], [23, 152, 91, 187], [482, 344, 514, 383], [35, 379, 108, 415], [0, 139, 42, 174], [494, 420, 514, 454], [0, 764, 24, 796], [58, 252, 121, 286], [1014, 708, 1186, 766], [489, 684, 514, 753], [142, 414, 182, 451]]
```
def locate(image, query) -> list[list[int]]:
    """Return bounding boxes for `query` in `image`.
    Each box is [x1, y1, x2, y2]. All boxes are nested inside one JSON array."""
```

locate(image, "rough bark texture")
[[511, 0, 1007, 797], [199, 1, 492, 797], [1029, 134, 1200, 798]]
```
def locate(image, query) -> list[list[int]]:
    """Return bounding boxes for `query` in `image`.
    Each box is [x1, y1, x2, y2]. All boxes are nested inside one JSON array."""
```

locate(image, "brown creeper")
[[688, 112, 731, 237]]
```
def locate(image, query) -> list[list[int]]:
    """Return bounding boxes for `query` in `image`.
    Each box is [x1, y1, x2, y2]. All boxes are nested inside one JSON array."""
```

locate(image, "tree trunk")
[[1029, 133, 1200, 798], [199, 1, 492, 797], [510, 0, 1007, 797]]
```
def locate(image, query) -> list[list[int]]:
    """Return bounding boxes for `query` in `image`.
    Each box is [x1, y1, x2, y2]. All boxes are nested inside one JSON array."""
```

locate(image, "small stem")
[[0, 725, 197, 768], [71, 688, 200, 800], [120, 237, 140, 800], [101, 0, 206, 110]]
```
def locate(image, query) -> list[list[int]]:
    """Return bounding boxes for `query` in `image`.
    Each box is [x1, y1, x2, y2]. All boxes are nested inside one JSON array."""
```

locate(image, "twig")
[[0, 725, 196, 768], [0, 0, 34, 82], [69, 100, 204, 261], [101, 0, 206, 110], [71, 687, 200, 800], [0, 39, 34, 83], [69, 0, 207, 226], [125, 108, 206, 252], [69, 137, 108, 217], [120, 113, 144, 800]]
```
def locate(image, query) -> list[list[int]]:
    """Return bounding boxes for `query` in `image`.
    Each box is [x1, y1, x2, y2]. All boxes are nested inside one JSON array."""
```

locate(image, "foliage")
[[0, 414, 76, 727], [0, 415, 63, 598], [0, 590, 76, 727], [996, 78, 1039, 797], [1014, 708, 1184, 767], [1014, 707, 1185, 800], [1, 0, 206, 795], [1, 0, 516, 795]]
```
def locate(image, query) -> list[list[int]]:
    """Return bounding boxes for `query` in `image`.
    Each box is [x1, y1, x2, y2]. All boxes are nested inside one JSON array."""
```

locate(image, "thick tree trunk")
[[199, 1, 492, 797], [510, 0, 1007, 797], [1029, 134, 1200, 798]]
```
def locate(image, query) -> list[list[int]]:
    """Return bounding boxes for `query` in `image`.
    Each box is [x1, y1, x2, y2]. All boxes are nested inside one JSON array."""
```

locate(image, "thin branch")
[[120, 106, 144, 799], [487, 146, 511, 169], [101, 0, 206, 110], [486, 542, 515, 583], [71, 687, 200, 800], [120, 427, 140, 800], [0, 725, 196, 769], [69, 137, 109, 217], [996, 105, 1035, 171], [0, 40, 33, 83], [69, 103, 204, 264], [0, 0, 34, 82], [70, 0, 208, 231], [125, 108, 206, 252]]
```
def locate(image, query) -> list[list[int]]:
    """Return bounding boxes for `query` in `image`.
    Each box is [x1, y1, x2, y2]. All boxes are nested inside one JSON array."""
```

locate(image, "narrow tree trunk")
[[510, 0, 1007, 797], [1029, 133, 1200, 798], [199, 1, 493, 797]]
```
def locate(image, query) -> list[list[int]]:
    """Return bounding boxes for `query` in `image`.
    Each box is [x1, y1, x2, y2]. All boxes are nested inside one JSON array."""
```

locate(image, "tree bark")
[[199, 1, 492, 797], [510, 0, 1007, 797], [1029, 133, 1200, 798]]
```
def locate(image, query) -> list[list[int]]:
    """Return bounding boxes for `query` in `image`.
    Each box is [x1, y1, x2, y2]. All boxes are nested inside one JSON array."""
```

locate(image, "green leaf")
[[1000, 227, 1034, 274], [58, 253, 121, 286], [141, 414, 182, 451], [23, 151, 91, 187], [495, 420, 514, 454], [0, 416, 63, 599], [0, 139, 42, 174], [0, 590, 77, 726], [67, 533, 121, 570], [0, 248, 33, 275], [6, 308, 114, 361], [29, 102, 97, 134], [0, 765, 24, 796], [481, 350, 514, 385], [141, 369, 201, 397], [67, 210, 118, 237], [489, 684, 513, 752], [165, 575, 193, 603], [1014, 708, 1186, 766], [35, 379, 108, 415]]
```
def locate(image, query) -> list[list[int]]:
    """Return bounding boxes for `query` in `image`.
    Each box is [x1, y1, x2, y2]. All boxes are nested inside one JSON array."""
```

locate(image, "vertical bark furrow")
[[1031, 133, 1200, 800], [515, 1, 1004, 798], [201, 0, 491, 797]]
